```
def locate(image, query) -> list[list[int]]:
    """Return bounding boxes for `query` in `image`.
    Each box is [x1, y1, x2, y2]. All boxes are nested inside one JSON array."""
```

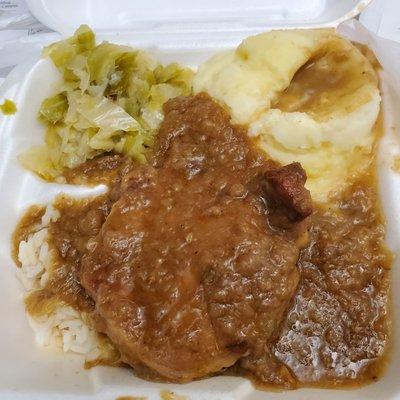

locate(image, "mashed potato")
[[194, 29, 381, 203]]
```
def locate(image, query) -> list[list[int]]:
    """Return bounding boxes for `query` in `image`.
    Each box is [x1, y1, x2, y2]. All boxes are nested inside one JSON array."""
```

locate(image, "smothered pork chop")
[[13, 27, 392, 391], [80, 93, 311, 383]]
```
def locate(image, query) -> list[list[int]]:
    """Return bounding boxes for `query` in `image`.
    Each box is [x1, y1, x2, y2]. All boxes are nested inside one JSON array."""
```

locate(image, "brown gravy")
[[13, 95, 391, 389], [275, 171, 391, 387], [78, 94, 313, 385], [272, 42, 378, 121], [24, 195, 108, 317]]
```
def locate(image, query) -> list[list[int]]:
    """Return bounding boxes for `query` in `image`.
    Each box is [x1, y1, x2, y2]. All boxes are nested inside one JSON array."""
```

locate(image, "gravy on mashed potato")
[[194, 29, 381, 203]]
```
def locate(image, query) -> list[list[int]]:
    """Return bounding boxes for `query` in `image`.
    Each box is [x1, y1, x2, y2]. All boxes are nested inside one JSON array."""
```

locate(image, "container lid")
[[360, 0, 400, 42], [26, 0, 372, 37]]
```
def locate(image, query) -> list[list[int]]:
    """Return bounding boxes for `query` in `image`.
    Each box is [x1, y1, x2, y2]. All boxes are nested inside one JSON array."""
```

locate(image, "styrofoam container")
[[0, 0, 399, 399]]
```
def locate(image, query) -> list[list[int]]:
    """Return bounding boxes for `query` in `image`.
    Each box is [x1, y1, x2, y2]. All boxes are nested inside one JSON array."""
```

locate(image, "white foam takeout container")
[[0, 0, 399, 399]]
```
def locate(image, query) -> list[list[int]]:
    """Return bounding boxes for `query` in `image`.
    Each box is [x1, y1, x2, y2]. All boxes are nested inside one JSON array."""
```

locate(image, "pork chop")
[[81, 93, 312, 383]]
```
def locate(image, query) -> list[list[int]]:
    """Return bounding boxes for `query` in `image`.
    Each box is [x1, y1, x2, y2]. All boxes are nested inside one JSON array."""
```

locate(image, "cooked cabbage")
[[22, 25, 193, 179]]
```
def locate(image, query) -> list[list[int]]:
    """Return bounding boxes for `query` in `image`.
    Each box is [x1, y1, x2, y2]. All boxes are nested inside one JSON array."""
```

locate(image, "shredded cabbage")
[[22, 25, 193, 179]]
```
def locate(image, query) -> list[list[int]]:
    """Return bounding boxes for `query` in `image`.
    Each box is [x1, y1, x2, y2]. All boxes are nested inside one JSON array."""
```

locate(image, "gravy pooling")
[[275, 172, 391, 387]]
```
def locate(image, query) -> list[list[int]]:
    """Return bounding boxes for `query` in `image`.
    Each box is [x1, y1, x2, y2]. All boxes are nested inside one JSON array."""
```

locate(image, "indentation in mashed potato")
[[194, 29, 381, 202]]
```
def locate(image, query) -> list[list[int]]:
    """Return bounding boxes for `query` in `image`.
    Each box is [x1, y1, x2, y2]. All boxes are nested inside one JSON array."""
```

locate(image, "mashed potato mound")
[[194, 29, 381, 203]]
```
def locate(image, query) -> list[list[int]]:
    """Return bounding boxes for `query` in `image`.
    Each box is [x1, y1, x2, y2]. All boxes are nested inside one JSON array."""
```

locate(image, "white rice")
[[17, 203, 101, 360]]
